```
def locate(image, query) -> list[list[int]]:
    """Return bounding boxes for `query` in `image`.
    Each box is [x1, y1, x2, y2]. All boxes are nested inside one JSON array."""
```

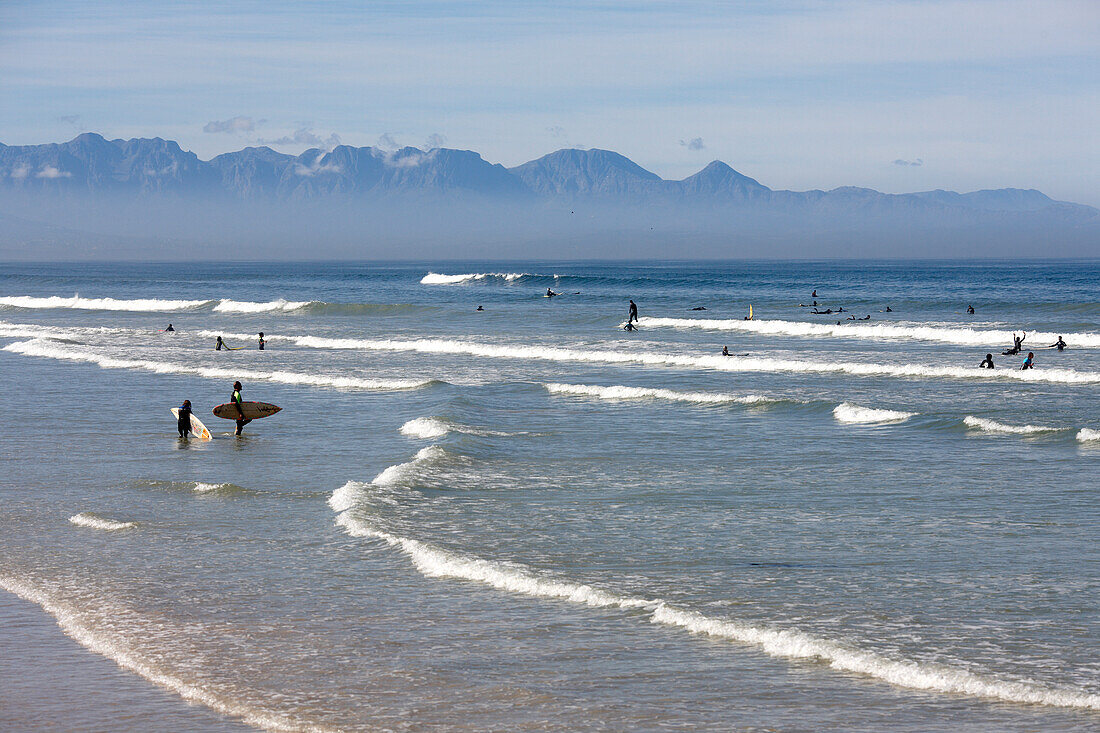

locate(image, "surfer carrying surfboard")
[[231, 381, 252, 435], [177, 400, 193, 438]]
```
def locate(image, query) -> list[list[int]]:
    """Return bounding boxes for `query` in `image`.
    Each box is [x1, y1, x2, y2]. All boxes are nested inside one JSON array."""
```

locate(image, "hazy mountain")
[[0, 134, 1096, 259]]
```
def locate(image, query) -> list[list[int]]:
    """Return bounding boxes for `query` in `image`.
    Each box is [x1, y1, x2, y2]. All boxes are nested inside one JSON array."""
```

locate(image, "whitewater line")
[[330, 481, 1100, 711], [0, 295, 314, 313], [638, 316, 1100, 349]]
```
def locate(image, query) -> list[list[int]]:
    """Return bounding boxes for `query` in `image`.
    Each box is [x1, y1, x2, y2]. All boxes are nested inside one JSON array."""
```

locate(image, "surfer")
[[476, 305, 484, 311], [258, 332, 265, 350], [812, 290, 817, 298], [546, 288, 558, 298], [216, 335, 225, 351], [967, 305, 975, 314], [231, 381, 252, 435], [722, 345, 730, 356], [164, 323, 175, 333], [623, 321, 637, 332], [1047, 336, 1067, 351], [176, 400, 193, 438], [691, 306, 706, 311], [885, 306, 892, 312], [1022, 352, 1035, 370], [628, 300, 638, 323], [1003, 332, 1025, 356], [979, 353, 995, 369]]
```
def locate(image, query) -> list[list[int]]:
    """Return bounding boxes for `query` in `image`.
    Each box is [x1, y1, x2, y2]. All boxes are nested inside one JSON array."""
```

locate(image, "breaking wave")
[[833, 403, 916, 424], [963, 417, 1064, 435], [330, 479, 1100, 711], [4, 338, 436, 392], [420, 272, 531, 285], [545, 382, 778, 406], [399, 416, 516, 439], [0, 576, 337, 732], [1077, 428, 1100, 443], [638, 317, 1100, 349], [68, 512, 137, 531], [211, 299, 312, 313], [372, 445, 451, 487], [0, 295, 211, 312], [288, 335, 1100, 385]]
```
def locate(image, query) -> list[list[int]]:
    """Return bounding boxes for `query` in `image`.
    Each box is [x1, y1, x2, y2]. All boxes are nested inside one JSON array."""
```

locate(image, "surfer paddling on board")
[[546, 288, 558, 298], [231, 381, 252, 435], [177, 400, 193, 438], [628, 300, 638, 324]]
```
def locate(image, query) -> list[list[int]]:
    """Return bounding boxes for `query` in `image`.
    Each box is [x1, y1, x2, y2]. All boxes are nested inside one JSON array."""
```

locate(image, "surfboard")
[[211, 401, 282, 420], [171, 408, 212, 440]]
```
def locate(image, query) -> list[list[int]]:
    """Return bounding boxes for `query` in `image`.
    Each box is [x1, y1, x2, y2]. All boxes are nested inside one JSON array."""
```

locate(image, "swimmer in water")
[[979, 353, 995, 369]]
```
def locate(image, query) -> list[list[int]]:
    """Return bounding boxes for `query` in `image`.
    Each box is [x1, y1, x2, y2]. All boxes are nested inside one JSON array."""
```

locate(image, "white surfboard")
[[171, 408, 212, 440]]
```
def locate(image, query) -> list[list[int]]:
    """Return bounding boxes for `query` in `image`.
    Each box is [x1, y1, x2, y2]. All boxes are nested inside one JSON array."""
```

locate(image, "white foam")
[[639, 316, 1100, 349], [1076, 428, 1100, 443], [289, 335, 1100, 385], [331, 485, 1100, 711], [545, 382, 775, 405], [0, 295, 210, 312], [3, 339, 434, 392], [192, 482, 232, 494], [372, 445, 450, 487], [963, 416, 1063, 435], [68, 512, 137, 531], [212, 299, 312, 313], [833, 403, 916, 424], [420, 272, 530, 285], [0, 576, 337, 732], [400, 417, 452, 439]]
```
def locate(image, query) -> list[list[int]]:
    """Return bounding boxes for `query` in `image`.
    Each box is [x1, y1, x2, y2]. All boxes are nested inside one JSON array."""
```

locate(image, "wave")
[[399, 416, 515, 439], [420, 272, 531, 285], [211, 299, 312, 313], [289, 335, 1100, 385], [1077, 428, 1100, 443], [833, 403, 916, 424], [0, 576, 336, 732], [545, 382, 779, 406], [638, 317, 1100, 349], [0, 295, 211, 312], [963, 416, 1064, 435], [192, 482, 238, 494], [372, 445, 451, 487], [4, 338, 436, 392], [68, 512, 137, 531], [330, 481, 1100, 711]]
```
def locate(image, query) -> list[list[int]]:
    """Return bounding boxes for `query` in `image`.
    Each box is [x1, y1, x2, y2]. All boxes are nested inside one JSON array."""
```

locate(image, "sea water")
[[0, 260, 1098, 732]]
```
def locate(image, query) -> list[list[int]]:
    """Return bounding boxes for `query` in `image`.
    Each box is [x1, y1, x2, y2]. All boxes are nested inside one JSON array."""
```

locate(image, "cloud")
[[893, 158, 923, 166], [259, 127, 341, 150], [424, 133, 446, 149], [10, 165, 30, 180], [58, 114, 80, 125], [375, 133, 400, 151], [204, 115, 263, 133], [679, 137, 706, 150], [36, 166, 72, 179]]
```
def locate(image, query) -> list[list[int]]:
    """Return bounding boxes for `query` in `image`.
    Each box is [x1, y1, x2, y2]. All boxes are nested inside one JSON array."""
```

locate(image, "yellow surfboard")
[[171, 408, 212, 440]]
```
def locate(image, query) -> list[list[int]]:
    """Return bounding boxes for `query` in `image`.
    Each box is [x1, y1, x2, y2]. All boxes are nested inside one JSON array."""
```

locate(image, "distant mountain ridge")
[[0, 133, 1094, 219]]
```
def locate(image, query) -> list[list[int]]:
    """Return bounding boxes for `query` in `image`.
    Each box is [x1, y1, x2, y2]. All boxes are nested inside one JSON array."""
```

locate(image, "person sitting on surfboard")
[[546, 288, 558, 297], [177, 400, 193, 439], [258, 332, 265, 350], [231, 381, 252, 435]]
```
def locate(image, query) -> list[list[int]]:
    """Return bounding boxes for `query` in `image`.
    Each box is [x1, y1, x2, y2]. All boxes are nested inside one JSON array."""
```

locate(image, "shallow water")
[[1, 261, 1098, 731]]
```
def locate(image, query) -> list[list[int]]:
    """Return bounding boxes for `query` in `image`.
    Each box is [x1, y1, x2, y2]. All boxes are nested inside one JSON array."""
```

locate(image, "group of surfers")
[[176, 380, 252, 439]]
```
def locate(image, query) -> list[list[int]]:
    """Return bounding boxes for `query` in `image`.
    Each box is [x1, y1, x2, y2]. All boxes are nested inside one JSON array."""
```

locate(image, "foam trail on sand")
[[0, 295, 211, 311], [0, 576, 337, 732], [4, 339, 435, 392], [1077, 428, 1100, 443], [420, 272, 530, 285], [290, 335, 1100, 385], [639, 316, 1100, 349], [330, 480, 1100, 711], [833, 403, 916, 424], [68, 513, 136, 531], [963, 417, 1064, 435], [545, 382, 777, 406]]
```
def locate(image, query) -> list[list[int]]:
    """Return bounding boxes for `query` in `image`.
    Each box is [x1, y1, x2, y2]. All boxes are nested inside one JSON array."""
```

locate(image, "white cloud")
[[259, 127, 341, 150], [680, 137, 705, 150], [204, 115, 262, 133], [36, 166, 72, 179], [424, 133, 446, 149], [10, 165, 30, 179]]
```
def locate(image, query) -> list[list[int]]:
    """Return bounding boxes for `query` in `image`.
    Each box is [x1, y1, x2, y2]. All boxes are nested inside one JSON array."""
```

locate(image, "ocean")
[[1, 260, 1098, 732]]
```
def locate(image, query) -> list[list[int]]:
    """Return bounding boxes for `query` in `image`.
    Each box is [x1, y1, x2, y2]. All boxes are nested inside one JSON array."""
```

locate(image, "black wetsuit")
[[232, 389, 252, 435], [177, 404, 192, 438], [628, 301, 638, 323], [979, 356, 994, 369], [216, 337, 224, 351]]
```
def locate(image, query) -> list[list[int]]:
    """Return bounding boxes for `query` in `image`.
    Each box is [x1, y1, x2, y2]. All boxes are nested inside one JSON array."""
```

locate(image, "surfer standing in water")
[[979, 354, 995, 369], [1022, 352, 1035, 370], [231, 381, 252, 436], [628, 300, 638, 324], [177, 400, 193, 438], [164, 324, 175, 333], [258, 332, 265, 350], [216, 335, 225, 350]]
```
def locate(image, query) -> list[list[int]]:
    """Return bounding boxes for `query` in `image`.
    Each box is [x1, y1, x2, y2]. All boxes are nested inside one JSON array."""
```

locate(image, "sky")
[[1, 0, 1098, 205]]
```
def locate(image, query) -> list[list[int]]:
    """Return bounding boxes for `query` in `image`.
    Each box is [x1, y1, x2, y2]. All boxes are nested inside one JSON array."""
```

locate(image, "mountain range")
[[0, 133, 1096, 259]]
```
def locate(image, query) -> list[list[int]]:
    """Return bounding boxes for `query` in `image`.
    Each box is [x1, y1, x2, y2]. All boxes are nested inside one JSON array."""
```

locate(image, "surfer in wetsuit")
[[164, 323, 175, 332], [885, 306, 892, 312], [216, 335, 225, 350], [1003, 332, 1025, 356], [628, 300, 638, 323], [476, 305, 484, 311], [979, 353, 995, 369], [812, 290, 817, 298], [624, 321, 637, 331], [231, 381, 251, 435], [1047, 336, 1066, 351], [722, 345, 730, 356], [546, 288, 557, 298], [1022, 352, 1035, 370], [258, 332, 265, 350], [177, 400, 193, 438], [967, 305, 975, 314]]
